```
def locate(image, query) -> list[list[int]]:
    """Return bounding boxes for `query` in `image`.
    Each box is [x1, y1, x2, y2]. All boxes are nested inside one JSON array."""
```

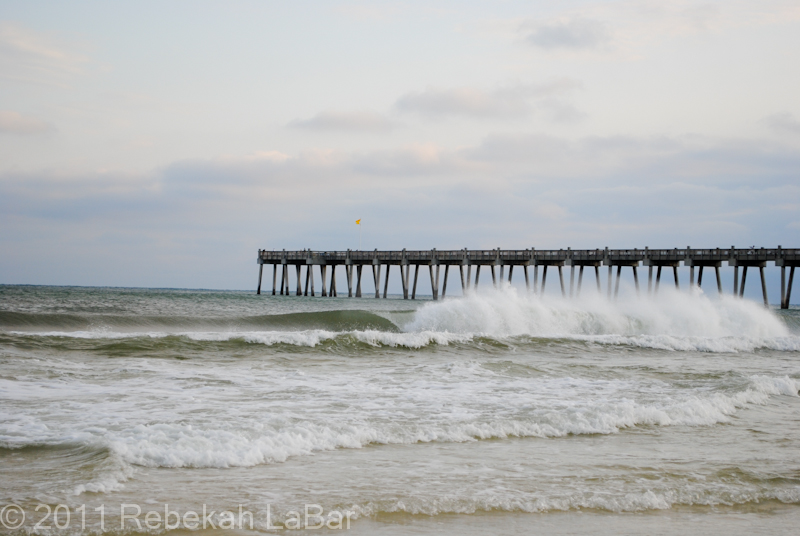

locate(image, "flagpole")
[[359, 223, 362, 250]]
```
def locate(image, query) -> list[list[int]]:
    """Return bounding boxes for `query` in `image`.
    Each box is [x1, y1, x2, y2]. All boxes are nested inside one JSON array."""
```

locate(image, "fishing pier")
[[257, 247, 798, 309]]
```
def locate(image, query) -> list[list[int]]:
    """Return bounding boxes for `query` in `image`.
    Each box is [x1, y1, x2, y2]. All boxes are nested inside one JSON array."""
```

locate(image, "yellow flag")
[[355, 219, 361, 224]]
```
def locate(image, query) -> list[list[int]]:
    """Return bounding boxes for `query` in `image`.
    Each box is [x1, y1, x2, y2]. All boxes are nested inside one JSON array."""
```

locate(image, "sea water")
[[1, 284, 799, 535]]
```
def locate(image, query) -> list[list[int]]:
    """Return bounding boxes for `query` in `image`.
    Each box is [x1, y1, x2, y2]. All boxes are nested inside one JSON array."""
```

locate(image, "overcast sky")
[[1, 0, 798, 292]]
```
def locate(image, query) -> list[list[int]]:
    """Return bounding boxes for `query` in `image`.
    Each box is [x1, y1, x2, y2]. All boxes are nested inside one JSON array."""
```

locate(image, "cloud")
[[523, 17, 611, 50], [288, 111, 394, 131], [335, 3, 405, 21], [395, 79, 582, 119], [764, 113, 800, 136], [0, 110, 55, 135], [1, 133, 798, 287], [0, 22, 88, 85]]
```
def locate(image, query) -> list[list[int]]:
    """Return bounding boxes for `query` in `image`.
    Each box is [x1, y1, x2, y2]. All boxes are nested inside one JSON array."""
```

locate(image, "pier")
[[257, 247, 798, 309]]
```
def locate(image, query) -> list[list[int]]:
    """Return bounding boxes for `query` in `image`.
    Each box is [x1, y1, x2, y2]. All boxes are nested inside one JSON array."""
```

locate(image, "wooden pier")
[[257, 247, 799, 309]]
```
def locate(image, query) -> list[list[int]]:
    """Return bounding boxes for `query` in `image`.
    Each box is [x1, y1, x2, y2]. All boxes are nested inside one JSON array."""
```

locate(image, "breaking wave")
[[3, 374, 797, 470]]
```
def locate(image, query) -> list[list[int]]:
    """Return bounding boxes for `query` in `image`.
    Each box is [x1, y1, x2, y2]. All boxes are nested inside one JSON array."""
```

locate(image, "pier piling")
[[541, 266, 548, 294], [524, 265, 530, 292], [740, 267, 747, 298], [383, 265, 390, 299]]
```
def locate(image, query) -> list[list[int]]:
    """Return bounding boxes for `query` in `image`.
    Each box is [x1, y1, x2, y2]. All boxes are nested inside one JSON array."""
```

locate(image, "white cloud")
[[288, 111, 395, 131], [523, 17, 611, 50], [764, 113, 800, 136], [0, 110, 54, 135], [506, 1, 800, 58], [2, 132, 797, 287], [0, 22, 88, 85], [395, 79, 582, 120]]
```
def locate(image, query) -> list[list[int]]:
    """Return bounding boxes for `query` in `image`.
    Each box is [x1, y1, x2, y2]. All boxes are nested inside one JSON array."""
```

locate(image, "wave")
[[407, 285, 794, 338], [0, 309, 399, 333], [338, 488, 800, 518], [0, 441, 132, 495], [2, 288, 798, 353], [4, 329, 799, 354], [3, 375, 797, 470]]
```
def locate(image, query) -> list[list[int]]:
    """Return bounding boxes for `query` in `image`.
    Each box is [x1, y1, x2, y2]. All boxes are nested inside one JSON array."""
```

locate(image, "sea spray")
[[406, 284, 792, 339]]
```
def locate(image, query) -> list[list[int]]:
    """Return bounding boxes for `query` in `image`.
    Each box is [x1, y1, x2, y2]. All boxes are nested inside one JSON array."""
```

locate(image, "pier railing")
[[256, 247, 798, 308]]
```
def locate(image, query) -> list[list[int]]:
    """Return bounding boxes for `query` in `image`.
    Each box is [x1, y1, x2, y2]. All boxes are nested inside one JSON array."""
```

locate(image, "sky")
[[0, 0, 798, 294]]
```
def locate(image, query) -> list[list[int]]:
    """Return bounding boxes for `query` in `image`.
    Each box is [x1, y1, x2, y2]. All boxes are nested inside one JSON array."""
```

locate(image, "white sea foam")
[[25, 374, 785, 469], [405, 285, 798, 352], [11, 329, 474, 349], [338, 486, 800, 518]]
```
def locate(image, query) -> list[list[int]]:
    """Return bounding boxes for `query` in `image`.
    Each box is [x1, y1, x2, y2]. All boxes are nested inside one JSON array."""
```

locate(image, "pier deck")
[[257, 247, 799, 308]]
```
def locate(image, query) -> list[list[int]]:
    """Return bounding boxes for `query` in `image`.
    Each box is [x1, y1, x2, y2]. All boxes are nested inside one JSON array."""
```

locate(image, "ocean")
[[1, 284, 799, 535]]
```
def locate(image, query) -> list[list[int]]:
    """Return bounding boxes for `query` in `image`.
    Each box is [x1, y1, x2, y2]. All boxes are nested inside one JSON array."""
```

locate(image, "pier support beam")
[[355, 266, 362, 297], [781, 266, 785, 308], [321, 266, 328, 297], [383, 265, 390, 299], [715, 266, 722, 295], [524, 265, 530, 292], [577, 266, 584, 297], [648, 266, 653, 295], [698, 266, 704, 288], [305, 266, 311, 296], [257, 264, 263, 295], [491, 265, 497, 288], [541, 266, 548, 294], [280, 264, 287, 295], [429, 265, 440, 300], [655, 266, 662, 294], [534, 265, 539, 294], [632, 266, 640, 296], [558, 266, 566, 297], [782, 267, 794, 309], [607, 266, 612, 299], [760, 266, 769, 307], [733, 266, 739, 296], [296, 265, 302, 296], [442, 265, 449, 298], [673, 266, 680, 290], [273, 265, 277, 295], [595, 266, 601, 293], [614, 265, 622, 299], [508, 265, 513, 284], [347, 266, 353, 297], [412, 265, 419, 299], [330, 265, 337, 297], [569, 266, 575, 298], [310, 266, 315, 296], [402, 265, 410, 299], [475, 266, 481, 289], [739, 266, 747, 298], [372, 265, 381, 299], [459, 265, 466, 294]]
